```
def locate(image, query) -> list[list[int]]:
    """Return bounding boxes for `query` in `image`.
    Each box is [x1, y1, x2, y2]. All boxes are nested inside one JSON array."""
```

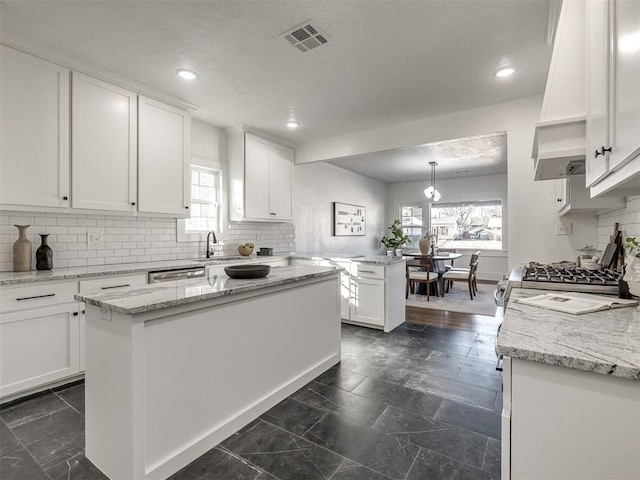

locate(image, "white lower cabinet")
[[503, 356, 640, 479], [0, 281, 80, 399], [349, 276, 384, 327]]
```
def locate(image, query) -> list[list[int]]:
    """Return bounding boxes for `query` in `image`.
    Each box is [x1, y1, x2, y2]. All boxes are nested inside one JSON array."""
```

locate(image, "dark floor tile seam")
[[416, 446, 491, 477], [301, 412, 329, 438], [51, 390, 84, 418], [216, 445, 275, 480], [480, 436, 491, 473], [243, 417, 357, 472], [325, 458, 348, 480], [402, 446, 421, 480], [1, 416, 52, 480]]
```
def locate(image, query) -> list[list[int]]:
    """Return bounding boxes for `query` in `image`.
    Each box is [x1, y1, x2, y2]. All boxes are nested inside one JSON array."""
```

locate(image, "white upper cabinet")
[[0, 45, 70, 208], [72, 72, 137, 212], [138, 96, 191, 216], [228, 128, 294, 222], [587, 0, 640, 196]]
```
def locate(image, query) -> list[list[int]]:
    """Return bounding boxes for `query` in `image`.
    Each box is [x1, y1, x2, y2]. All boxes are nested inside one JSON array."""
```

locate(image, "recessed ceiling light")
[[177, 69, 197, 80], [286, 121, 299, 128], [494, 67, 516, 78]]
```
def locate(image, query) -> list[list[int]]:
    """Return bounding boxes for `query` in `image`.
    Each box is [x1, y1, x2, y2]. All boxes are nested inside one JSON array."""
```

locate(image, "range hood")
[[532, 0, 586, 181]]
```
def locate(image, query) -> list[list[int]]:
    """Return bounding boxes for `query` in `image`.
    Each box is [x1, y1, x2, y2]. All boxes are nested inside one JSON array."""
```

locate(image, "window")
[[400, 204, 423, 246], [177, 157, 225, 242], [430, 200, 502, 250], [185, 165, 220, 232]]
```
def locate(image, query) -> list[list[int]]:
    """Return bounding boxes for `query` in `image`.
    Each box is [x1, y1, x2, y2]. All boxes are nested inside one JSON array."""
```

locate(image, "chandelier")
[[424, 161, 441, 201]]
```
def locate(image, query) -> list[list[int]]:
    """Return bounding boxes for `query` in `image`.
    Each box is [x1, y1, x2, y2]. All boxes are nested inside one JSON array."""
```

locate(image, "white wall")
[[295, 95, 599, 269], [597, 196, 640, 254], [294, 162, 387, 254], [388, 174, 508, 280]]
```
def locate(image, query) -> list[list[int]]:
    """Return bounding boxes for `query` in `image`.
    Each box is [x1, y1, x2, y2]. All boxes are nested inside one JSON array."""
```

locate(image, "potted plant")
[[419, 231, 434, 255], [381, 219, 411, 255], [623, 236, 640, 297], [238, 242, 255, 256]]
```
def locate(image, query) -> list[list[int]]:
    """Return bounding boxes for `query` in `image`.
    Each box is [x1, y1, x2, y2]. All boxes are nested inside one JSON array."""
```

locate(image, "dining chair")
[[444, 250, 480, 290], [442, 260, 478, 300], [406, 258, 439, 300]]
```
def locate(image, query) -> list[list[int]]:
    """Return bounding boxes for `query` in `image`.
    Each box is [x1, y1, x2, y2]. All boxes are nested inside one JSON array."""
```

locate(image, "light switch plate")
[[556, 222, 572, 235]]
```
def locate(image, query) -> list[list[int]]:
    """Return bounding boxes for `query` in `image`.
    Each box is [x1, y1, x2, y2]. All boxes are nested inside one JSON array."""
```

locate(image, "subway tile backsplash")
[[0, 210, 295, 272], [597, 196, 640, 250]]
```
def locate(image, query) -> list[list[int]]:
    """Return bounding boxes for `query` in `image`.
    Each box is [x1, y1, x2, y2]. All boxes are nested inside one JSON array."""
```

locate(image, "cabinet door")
[[244, 134, 271, 219], [138, 96, 191, 216], [0, 46, 70, 208], [586, 0, 610, 186], [350, 277, 384, 327], [340, 272, 351, 319], [0, 303, 80, 398], [72, 73, 137, 212], [556, 179, 569, 211], [269, 144, 293, 220], [608, 0, 640, 172]]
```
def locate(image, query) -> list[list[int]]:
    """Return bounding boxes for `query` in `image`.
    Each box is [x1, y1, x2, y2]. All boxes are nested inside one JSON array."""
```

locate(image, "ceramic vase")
[[419, 237, 431, 255], [36, 234, 53, 270], [13, 225, 32, 272], [623, 256, 640, 297]]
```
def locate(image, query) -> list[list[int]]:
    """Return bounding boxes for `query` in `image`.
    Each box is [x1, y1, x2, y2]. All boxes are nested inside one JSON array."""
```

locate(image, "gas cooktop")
[[509, 264, 621, 295]]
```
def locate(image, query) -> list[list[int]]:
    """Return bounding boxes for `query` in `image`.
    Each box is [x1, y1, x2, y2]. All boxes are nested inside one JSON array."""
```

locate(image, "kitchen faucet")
[[206, 231, 218, 258]]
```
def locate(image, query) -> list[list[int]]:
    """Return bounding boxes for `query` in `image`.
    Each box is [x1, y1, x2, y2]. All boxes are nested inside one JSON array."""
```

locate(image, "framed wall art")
[[333, 202, 366, 236]]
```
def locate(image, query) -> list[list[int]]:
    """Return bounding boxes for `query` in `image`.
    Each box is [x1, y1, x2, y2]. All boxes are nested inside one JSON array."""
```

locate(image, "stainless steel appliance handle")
[[149, 268, 205, 282]]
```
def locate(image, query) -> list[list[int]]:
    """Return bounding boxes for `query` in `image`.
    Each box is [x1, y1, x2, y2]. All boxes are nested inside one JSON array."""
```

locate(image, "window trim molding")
[[177, 156, 228, 243]]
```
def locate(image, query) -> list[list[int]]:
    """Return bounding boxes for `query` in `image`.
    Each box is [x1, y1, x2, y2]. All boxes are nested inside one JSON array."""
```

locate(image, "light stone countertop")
[[0, 255, 289, 286], [0, 253, 405, 285], [497, 288, 640, 381], [291, 253, 408, 265], [76, 265, 341, 315]]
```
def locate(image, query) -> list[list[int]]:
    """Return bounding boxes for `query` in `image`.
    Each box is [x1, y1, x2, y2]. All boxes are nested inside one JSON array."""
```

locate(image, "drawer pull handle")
[[16, 293, 56, 301], [101, 284, 130, 290], [359, 270, 376, 273], [73, 311, 79, 316]]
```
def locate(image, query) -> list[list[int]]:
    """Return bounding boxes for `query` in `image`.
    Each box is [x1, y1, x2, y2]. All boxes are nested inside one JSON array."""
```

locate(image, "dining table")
[[404, 252, 463, 295]]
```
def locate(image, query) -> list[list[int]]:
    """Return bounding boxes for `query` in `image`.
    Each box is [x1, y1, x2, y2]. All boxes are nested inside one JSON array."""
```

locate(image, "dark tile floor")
[[0, 322, 502, 480]]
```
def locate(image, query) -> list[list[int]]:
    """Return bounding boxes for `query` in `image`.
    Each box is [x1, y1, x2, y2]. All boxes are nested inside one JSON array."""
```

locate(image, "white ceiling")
[[329, 132, 508, 183], [1, 0, 552, 149]]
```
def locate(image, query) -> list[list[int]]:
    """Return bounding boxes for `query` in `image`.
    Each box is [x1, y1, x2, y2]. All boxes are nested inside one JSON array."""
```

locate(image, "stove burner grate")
[[523, 266, 620, 286]]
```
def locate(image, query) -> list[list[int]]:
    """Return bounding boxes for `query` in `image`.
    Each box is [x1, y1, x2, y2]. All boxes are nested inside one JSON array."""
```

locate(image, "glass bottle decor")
[[36, 234, 53, 270], [13, 225, 32, 272]]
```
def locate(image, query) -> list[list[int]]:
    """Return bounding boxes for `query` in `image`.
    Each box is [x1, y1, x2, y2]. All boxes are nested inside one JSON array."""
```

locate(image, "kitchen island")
[[75, 265, 342, 480], [497, 288, 640, 479]]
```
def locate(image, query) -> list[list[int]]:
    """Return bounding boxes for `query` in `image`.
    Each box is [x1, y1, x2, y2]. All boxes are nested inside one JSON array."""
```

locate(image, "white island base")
[[84, 274, 341, 480]]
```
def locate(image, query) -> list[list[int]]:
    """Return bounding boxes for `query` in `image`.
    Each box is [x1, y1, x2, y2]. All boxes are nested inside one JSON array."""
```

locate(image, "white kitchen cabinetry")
[[503, 356, 640, 479], [138, 96, 191, 216], [72, 72, 138, 212], [555, 174, 624, 215], [78, 273, 147, 371], [0, 45, 70, 209], [228, 128, 294, 222], [0, 281, 80, 400], [349, 265, 385, 327], [586, 0, 640, 196]]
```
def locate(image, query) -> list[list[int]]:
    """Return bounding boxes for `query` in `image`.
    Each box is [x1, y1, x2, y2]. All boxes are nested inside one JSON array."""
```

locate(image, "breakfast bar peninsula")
[[75, 265, 342, 480]]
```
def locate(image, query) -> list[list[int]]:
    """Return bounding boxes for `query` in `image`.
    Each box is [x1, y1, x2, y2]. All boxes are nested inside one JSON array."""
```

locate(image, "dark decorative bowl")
[[224, 264, 271, 279]]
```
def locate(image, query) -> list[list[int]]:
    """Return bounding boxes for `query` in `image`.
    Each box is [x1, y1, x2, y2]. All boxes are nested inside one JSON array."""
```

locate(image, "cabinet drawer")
[[0, 281, 78, 313], [353, 264, 385, 279], [79, 274, 146, 294]]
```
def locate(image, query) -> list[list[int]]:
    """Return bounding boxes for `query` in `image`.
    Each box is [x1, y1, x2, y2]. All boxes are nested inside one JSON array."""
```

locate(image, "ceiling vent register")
[[283, 21, 328, 52]]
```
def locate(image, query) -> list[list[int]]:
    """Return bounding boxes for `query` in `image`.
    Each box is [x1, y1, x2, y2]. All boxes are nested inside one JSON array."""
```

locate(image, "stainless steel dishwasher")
[[147, 266, 206, 283]]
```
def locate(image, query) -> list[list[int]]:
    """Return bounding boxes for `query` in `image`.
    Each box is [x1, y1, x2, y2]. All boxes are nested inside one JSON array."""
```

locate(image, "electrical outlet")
[[556, 222, 572, 235], [87, 232, 103, 245]]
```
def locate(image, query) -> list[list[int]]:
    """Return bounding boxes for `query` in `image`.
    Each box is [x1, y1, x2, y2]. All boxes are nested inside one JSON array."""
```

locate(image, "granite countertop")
[[497, 288, 640, 381], [0, 255, 289, 286], [291, 253, 408, 265], [76, 265, 341, 315]]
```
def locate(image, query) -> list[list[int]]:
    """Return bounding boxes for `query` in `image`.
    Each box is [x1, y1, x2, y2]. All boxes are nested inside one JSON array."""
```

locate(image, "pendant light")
[[424, 161, 441, 201]]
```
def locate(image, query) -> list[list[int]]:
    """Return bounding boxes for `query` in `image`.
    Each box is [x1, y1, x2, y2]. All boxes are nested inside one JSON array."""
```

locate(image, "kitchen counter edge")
[[497, 288, 640, 381]]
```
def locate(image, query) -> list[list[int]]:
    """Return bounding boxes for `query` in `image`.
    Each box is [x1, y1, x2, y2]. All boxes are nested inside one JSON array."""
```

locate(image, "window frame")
[[399, 203, 424, 247], [177, 157, 227, 242]]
